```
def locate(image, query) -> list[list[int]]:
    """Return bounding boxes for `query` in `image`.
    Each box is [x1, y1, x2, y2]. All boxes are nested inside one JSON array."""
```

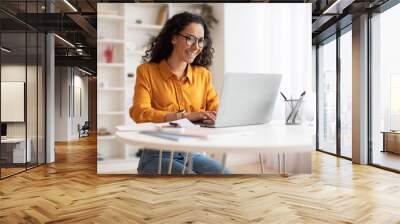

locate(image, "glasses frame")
[[177, 33, 206, 48]]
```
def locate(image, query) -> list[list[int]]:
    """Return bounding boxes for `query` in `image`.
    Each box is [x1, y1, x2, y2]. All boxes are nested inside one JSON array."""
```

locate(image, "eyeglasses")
[[178, 33, 207, 48]]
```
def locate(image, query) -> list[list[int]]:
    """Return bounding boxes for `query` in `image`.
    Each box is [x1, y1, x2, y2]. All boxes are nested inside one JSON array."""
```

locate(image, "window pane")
[[27, 31, 38, 169], [340, 29, 352, 158], [318, 37, 337, 154], [1, 31, 28, 177], [371, 3, 400, 171]]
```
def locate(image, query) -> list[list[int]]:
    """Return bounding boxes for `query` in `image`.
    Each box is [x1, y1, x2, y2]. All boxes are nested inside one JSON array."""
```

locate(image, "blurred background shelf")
[[97, 3, 209, 171], [127, 24, 162, 31], [98, 111, 124, 116], [98, 39, 125, 44], [98, 14, 124, 21], [98, 63, 124, 68], [98, 87, 124, 92]]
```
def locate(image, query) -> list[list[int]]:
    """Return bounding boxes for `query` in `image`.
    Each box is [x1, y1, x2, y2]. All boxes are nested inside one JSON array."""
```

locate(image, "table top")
[[1, 138, 26, 143], [381, 131, 400, 134], [116, 121, 314, 154]]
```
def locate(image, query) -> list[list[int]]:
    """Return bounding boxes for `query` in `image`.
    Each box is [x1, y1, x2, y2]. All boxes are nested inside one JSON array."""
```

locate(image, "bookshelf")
[[97, 3, 222, 173], [97, 3, 126, 161]]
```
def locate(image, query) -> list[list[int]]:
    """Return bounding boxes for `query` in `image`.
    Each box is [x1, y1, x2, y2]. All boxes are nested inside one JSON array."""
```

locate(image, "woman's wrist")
[[176, 111, 187, 120]]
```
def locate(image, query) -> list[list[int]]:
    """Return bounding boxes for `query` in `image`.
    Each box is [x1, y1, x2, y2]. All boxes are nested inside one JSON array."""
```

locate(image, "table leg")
[[182, 152, 189, 174], [158, 150, 163, 175], [221, 153, 227, 174], [282, 152, 288, 177], [168, 151, 174, 175], [259, 152, 264, 174], [277, 152, 281, 175], [188, 153, 193, 172]]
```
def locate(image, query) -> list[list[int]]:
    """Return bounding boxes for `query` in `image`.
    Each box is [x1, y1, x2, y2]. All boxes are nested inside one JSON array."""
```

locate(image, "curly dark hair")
[[142, 12, 214, 68]]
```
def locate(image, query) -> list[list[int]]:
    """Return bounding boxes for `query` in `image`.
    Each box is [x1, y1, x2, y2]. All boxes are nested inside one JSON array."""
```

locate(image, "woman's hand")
[[184, 111, 217, 123]]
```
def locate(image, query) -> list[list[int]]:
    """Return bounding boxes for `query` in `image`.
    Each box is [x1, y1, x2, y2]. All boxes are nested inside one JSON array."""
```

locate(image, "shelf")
[[98, 87, 124, 92], [98, 39, 124, 44], [98, 111, 125, 116], [127, 24, 162, 31], [98, 135, 116, 140], [98, 15, 124, 21], [127, 49, 146, 55], [98, 63, 124, 68], [128, 3, 169, 8]]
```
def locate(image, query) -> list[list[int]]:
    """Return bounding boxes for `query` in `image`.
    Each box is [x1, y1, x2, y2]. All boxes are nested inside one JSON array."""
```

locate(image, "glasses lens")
[[186, 36, 196, 46], [198, 39, 206, 48]]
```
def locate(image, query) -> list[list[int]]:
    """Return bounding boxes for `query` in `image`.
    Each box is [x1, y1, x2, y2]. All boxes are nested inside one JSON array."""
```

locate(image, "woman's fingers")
[[203, 119, 214, 124], [185, 111, 217, 122], [204, 112, 216, 122]]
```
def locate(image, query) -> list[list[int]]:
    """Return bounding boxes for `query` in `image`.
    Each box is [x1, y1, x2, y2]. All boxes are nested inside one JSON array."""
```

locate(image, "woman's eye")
[[188, 37, 195, 43]]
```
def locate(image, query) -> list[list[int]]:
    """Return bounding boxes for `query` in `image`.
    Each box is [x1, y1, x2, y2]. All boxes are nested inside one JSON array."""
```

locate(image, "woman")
[[130, 12, 229, 175]]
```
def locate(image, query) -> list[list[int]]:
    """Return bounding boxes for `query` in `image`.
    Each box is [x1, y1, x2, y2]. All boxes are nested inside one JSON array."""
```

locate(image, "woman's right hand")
[[184, 111, 217, 123]]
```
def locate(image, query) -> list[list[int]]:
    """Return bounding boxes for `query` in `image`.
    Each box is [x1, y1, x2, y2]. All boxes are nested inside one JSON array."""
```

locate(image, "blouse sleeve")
[[129, 65, 169, 123]]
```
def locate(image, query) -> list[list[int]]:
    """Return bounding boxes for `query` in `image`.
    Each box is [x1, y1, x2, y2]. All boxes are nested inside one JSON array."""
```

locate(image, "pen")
[[169, 122, 181, 127], [280, 92, 288, 101], [291, 91, 306, 123]]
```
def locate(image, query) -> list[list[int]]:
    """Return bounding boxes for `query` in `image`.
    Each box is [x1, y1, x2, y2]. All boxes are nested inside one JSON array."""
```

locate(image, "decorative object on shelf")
[[193, 4, 218, 29], [135, 19, 142, 24], [98, 127, 111, 136], [97, 153, 104, 161], [98, 80, 108, 88], [156, 5, 168, 26], [104, 45, 114, 63], [126, 42, 137, 51]]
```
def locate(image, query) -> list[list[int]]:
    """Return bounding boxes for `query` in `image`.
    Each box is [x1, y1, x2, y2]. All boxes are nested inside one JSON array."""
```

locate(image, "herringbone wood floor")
[[1, 135, 400, 224]]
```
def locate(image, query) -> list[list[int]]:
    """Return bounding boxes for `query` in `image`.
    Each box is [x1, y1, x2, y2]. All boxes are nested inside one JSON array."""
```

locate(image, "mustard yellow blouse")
[[129, 59, 219, 123]]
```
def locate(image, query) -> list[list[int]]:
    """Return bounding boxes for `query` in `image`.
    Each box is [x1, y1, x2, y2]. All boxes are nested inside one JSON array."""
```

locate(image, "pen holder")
[[285, 99, 304, 125]]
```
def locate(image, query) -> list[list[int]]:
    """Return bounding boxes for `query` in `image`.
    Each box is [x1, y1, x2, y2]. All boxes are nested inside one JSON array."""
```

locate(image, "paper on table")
[[116, 118, 197, 132], [116, 123, 158, 132], [168, 118, 198, 127]]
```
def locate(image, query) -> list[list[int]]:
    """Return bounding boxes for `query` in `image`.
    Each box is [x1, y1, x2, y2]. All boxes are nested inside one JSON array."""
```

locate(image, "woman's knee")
[[191, 154, 231, 174]]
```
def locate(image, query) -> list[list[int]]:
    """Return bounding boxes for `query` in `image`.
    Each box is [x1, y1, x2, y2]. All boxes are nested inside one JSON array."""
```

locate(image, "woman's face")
[[171, 22, 205, 64]]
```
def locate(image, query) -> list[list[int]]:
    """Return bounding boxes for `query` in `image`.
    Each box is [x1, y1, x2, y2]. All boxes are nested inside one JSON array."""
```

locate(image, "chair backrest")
[[82, 121, 90, 129]]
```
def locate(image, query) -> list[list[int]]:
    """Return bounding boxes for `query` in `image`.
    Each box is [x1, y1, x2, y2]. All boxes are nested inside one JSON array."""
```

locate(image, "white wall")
[[224, 3, 313, 121], [55, 67, 69, 141], [1, 64, 46, 164], [209, 4, 225, 95], [1, 65, 37, 138], [55, 67, 89, 141]]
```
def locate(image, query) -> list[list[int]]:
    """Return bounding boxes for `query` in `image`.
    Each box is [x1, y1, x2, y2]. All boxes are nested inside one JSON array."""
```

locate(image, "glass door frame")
[[367, 0, 400, 173], [316, 24, 353, 161], [0, 2, 48, 180]]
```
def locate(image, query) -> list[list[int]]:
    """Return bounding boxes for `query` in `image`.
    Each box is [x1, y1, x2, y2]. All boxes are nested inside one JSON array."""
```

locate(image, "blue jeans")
[[137, 149, 231, 175]]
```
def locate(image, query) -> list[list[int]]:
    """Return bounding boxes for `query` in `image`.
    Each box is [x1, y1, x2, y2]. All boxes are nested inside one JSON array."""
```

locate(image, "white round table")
[[116, 121, 314, 175]]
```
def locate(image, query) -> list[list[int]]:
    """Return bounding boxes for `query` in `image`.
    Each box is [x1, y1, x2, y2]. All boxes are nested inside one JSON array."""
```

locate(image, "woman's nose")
[[191, 42, 200, 51]]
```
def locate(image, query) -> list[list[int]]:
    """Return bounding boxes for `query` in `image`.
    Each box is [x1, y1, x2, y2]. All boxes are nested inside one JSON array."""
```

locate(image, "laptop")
[[201, 73, 282, 128]]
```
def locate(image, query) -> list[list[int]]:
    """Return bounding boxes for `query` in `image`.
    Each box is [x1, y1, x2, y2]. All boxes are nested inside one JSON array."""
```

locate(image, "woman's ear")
[[171, 35, 177, 45]]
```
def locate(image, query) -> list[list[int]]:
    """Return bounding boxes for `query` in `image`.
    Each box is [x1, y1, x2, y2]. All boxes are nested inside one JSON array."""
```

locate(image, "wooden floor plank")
[[0, 135, 400, 223]]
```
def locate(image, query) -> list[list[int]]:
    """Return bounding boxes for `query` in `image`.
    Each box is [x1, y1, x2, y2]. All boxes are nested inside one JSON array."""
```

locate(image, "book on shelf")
[[156, 5, 168, 26]]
